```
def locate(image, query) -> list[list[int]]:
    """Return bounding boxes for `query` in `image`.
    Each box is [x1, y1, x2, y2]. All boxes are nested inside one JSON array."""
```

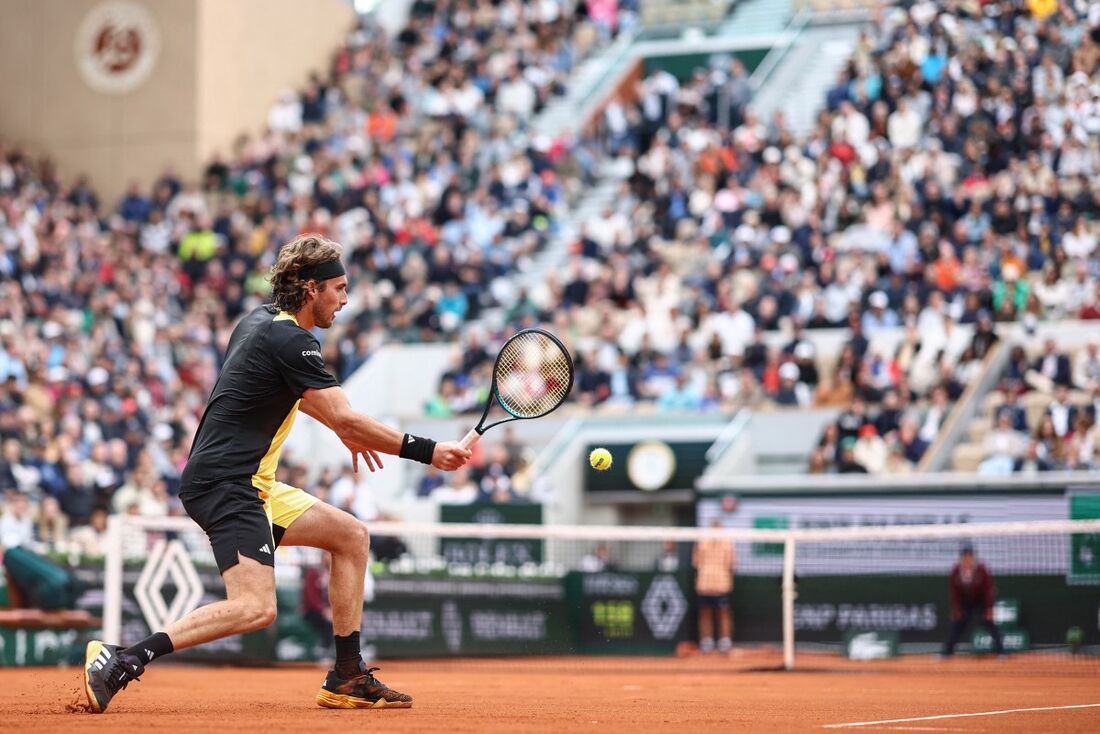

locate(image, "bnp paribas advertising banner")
[[698, 493, 1100, 578]]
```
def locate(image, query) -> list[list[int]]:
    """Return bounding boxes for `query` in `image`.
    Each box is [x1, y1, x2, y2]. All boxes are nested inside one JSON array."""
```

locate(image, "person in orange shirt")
[[931, 242, 960, 293], [367, 106, 397, 143], [693, 519, 736, 653]]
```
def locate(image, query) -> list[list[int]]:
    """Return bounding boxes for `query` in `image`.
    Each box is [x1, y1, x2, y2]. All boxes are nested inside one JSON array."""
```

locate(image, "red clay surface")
[[5, 655, 1099, 733]]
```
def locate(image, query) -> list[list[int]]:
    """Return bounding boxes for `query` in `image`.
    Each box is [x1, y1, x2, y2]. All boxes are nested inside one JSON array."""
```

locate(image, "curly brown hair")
[[270, 235, 344, 313]]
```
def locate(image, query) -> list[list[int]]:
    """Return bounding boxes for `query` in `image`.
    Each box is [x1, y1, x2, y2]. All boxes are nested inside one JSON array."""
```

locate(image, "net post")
[[103, 513, 125, 644], [782, 536, 796, 671]]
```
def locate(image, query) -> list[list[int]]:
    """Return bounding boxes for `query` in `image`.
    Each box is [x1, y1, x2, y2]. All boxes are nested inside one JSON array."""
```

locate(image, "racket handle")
[[459, 428, 482, 450]]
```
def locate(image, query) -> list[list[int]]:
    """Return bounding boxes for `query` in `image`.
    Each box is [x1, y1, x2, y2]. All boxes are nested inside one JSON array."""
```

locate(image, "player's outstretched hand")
[[432, 441, 472, 471], [344, 439, 384, 474]]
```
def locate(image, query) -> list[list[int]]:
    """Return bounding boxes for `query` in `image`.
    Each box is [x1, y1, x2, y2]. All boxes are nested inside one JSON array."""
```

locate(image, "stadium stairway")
[[718, 0, 794, 38], [948, 335, 1097, 472], [912, 320, 1100, 473], [749, 21, 864, 137], [533, 30, 639, 141], [516, 1, 801, 318]]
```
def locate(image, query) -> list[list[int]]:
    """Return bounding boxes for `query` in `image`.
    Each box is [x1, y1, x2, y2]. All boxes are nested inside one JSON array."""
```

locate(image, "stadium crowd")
[[4, 0, 1100, 548], [976, 335, 1100, 474], [0, 1, 630, 552], [433, 0, 1100, 474]]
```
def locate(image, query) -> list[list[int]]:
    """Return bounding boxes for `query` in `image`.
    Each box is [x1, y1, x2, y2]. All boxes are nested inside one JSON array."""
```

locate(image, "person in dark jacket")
[[969, 311, 999, 360], [942, 544, 1004, 656]]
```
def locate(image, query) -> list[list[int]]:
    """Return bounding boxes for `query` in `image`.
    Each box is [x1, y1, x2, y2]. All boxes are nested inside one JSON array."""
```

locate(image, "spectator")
[[1014, 439, 1054, 474], [1073, 340, 1100, 391], [1034, 415, 1067, 469], [815, 371, 855, 408], [36, 496, 69, 551], [431, 468, 478, 505], [580, 542, 613, 573], [853, 424, 888, 474], [1044, 383, 1080, 439], [969, 313, 999, 361], [882, 442, 915, 475], [774, 362, 810, 407], [917, 386, 951, 445], [862, 291, 900, 335], [416, 467, 445, 498], [1069, 414, 1100, 470], [896, 418, 929, 466], [68, 507, 110, 557], [998, 391, 1029, 434], [328, 466, 383, 522], [836, 397, 870, 444], [874, 390, 903, 436], [0, 492, 34, 549], [657, 373, 703, 412], [1027, 338, 1072, 393], [655, 540, 680, 573], [982, 410, 1029, 465], [836, 438, 868, 474]]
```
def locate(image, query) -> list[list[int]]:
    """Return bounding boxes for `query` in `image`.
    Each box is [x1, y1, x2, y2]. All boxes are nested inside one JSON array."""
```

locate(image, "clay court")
[[6, 655, 1099, 733]]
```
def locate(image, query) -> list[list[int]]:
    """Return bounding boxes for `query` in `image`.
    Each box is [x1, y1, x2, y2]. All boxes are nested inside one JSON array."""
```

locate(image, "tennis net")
[[96, 515, 1100, 673]]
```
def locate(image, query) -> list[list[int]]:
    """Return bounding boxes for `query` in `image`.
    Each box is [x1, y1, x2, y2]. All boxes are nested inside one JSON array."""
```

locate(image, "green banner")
[[1069, 490, 1100, 583], [731, 574, 1100, 649], [973, 627, 1029, 652], [0, 627, 83, 666], [643, 48, 769, 81], [440, 503, 543, 565], [584, 441, 711, 494], [566, 571, 692, 654], [361, 574, 571, 657]]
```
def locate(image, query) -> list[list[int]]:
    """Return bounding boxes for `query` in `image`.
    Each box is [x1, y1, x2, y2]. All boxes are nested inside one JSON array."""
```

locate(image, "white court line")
[[822, 703, 1100, 728]]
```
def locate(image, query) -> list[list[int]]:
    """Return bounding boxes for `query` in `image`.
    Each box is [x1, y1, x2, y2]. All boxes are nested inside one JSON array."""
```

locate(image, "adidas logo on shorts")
[[259, 544, 271, 554]]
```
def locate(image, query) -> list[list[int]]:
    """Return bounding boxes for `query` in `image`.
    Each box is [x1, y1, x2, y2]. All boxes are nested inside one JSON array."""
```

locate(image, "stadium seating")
[[4, 0, 1100, 541]]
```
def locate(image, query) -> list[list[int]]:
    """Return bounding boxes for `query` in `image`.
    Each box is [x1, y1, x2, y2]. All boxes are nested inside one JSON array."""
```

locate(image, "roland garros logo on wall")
[[74, 1, 161, 94]]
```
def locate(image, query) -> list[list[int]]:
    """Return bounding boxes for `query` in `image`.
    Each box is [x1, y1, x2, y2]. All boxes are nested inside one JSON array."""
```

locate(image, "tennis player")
[[83, 234, 471, 712]]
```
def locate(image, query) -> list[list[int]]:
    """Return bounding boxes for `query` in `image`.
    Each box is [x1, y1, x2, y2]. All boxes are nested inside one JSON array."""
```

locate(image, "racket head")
[[488, 328, 574, 423]]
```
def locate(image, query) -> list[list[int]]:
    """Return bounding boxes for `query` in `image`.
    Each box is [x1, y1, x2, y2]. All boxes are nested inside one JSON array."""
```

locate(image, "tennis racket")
[[458, 328, 575, 449]]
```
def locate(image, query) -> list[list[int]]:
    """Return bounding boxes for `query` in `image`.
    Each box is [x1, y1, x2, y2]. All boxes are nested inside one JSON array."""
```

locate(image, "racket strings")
[[494, 332, 572, 419]]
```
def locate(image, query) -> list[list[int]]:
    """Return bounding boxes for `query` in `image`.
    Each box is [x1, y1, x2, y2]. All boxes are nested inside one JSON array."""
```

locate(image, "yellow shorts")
[[264, 480, 319, 540]]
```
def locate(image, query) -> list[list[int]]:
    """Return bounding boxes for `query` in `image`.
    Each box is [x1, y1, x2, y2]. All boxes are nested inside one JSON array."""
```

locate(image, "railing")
[[696, 469, 1100, 494], [791, 0, 887, 14], [640, 0, 738, 30], [572, 28, 644, 132], [748, 6, 812, 93], [705, 408, 751, 463], [919, 339, 1010, 473]]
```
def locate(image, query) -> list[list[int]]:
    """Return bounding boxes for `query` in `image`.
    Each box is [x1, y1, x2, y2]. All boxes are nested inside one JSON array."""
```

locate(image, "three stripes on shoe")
[[91, 646, 112, 671]]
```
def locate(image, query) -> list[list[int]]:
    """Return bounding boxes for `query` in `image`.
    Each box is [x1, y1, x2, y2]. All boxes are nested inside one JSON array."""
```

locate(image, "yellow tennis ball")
[[589, 448, 613, 471]]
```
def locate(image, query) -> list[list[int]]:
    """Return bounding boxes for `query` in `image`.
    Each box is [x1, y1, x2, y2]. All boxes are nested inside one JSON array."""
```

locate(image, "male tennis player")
[[82, 234, 471, 712]]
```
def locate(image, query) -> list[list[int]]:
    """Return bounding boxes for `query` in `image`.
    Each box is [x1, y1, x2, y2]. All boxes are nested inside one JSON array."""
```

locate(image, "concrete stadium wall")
[[194, 0, 356, 166], [0, 0, 354, 204]]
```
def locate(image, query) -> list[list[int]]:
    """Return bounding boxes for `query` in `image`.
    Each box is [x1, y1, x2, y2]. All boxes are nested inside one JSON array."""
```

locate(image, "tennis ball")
[[589, 448, 613, 471]]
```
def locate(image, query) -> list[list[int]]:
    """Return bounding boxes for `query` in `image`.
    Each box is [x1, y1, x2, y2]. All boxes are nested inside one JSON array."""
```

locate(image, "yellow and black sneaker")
[[316, 663, 413, 709], [83, 640, 144, 713]]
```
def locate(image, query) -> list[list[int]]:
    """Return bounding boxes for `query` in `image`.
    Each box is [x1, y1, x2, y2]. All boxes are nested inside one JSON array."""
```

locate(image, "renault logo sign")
[[133, 539, 204, 634], [641, 574, 687, 640]]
